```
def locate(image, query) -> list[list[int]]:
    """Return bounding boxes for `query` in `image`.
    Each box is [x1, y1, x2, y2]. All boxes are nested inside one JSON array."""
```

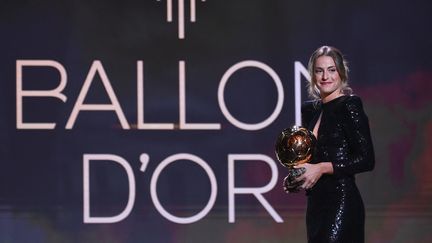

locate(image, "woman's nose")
[[322, 71, 328, 80]]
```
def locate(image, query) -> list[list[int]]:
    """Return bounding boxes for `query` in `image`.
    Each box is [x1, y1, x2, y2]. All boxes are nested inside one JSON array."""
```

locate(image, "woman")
[[294, 46, 375, 242]]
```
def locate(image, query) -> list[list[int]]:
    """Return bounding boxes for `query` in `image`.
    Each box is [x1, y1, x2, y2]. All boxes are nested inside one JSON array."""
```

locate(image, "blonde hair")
[[307, 46, 352, 99]]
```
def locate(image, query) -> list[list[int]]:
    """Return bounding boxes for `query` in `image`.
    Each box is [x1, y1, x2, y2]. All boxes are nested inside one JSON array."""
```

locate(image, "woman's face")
[[313, 55, 342, 99]]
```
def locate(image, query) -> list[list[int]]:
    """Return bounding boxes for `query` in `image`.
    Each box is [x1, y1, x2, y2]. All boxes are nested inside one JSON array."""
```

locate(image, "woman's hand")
[[294, 162, 334, 190]]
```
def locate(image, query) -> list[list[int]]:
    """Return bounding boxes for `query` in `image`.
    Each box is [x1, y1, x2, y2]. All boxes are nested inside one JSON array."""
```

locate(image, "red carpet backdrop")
[[1, 0, 431, 242]]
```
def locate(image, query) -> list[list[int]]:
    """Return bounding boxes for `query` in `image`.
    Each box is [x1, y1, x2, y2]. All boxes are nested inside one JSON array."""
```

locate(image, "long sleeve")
[[332, 96, 375, 177]]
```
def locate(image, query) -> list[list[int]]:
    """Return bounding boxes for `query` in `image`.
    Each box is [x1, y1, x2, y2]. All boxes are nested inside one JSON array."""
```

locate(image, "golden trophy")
[[275, 126, 316, 193]]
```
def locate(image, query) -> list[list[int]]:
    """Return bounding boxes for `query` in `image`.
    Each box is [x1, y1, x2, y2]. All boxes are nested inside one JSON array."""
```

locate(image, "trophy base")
[[283, 167, 306, 193]]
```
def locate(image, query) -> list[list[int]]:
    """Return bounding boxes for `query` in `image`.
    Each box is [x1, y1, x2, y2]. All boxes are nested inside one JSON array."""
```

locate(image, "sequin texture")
[[302, 95, 375, 243]]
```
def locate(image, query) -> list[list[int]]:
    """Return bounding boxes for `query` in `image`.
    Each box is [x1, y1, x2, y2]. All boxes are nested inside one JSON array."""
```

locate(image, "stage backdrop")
[[1, 0, 431, 242]]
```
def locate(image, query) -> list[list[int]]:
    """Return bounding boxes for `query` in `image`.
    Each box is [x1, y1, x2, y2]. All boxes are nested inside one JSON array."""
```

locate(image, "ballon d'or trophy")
[[275, 126, 316, 193]]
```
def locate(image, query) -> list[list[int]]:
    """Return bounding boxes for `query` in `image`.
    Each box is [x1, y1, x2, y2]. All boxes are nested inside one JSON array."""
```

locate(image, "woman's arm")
[[331, 96, 375, 177]]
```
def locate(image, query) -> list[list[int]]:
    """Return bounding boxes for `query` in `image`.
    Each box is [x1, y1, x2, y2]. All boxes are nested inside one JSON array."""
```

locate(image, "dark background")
[[1, 0, 431, 242]]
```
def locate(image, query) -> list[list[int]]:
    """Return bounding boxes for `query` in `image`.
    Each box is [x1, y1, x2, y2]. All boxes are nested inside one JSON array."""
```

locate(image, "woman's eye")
[[315, 70, 322, 73], [329, 69, 336, 72]]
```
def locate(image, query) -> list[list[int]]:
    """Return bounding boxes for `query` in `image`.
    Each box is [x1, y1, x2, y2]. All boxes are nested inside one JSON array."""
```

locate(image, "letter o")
[[218, 60, 284, 130], [150, 153, 217, 224]]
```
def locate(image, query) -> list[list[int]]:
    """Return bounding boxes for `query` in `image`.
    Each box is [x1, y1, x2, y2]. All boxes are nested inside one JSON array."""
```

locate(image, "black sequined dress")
[[301, 95, 375, 243]]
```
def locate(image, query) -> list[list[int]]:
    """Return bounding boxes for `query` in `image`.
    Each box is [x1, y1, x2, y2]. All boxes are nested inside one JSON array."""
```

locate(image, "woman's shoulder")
[[301, 99, 320, 127], [336, 95, 367, 118], [341, 95, 364, 110], [301, 99, 320, 112]]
